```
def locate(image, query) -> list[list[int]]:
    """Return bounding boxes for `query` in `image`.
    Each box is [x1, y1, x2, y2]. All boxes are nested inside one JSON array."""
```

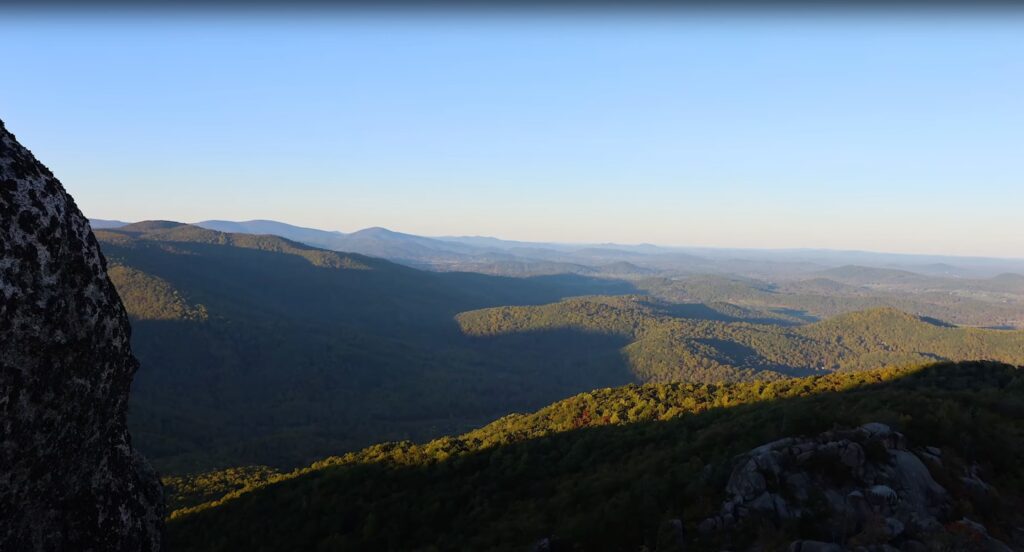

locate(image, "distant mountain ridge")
[[89, 218, 130, 229], [91, 219, 1024, 328], [94, 220, 1024, 473], [196, 219, 344, 247], [816, 264, 935, 285], [89, 217, 1024, 279]]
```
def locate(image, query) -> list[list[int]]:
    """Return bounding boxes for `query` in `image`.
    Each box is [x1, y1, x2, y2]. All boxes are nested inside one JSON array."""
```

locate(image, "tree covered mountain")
[[194, 219, 346, 248], [457, 295, 1024, 383], [195, 219, 525, 271], [639, 274, 1024, 329], [104, 217, 1024, 328], [183, 219, 1024, 294], [165, 361, 1024, 551], [94, 222, 1024, 477], [96, 222, 635, 473], [88, 217, 130, 229], [91, 223, 1024, 551]]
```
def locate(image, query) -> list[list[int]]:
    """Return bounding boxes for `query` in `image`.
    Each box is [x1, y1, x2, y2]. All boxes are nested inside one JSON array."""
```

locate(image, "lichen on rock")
[[0, 119, 163, 551]]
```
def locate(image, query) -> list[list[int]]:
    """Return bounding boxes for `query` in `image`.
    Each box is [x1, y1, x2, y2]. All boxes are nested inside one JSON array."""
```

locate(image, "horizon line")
[[89, 216, 1024, 263]]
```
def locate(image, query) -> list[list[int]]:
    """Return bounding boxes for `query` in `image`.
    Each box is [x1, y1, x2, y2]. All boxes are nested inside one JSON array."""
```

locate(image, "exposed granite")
[[0, 119, 163, 550], [700, 423, 1013, 551]]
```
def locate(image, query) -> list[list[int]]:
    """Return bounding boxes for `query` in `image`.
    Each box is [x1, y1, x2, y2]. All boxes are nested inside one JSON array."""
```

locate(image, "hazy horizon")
[[5, 12, 1023, 257], [87, 215, 1024, 262]]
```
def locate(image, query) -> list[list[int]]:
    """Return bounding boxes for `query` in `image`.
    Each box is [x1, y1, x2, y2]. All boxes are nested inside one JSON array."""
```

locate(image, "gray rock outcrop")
[[701, 423, 1012, 551], [0, 119, 163, 550]]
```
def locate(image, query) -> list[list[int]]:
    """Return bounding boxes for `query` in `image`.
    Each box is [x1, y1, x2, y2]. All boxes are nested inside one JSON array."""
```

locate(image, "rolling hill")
[[177, 219, 1024, 327], [164, 361, 1024, 551], [88, 218, 130, 229], [94, 221, 1024, 551], [639, 273, 1024, 329], [815, 265, 939, 286], [457, 295, 1024, 383], [95, 222, 1024, 476], [195, 219, 346, 249], [96, 222, 635, 473], [195, 219, 528, 271]]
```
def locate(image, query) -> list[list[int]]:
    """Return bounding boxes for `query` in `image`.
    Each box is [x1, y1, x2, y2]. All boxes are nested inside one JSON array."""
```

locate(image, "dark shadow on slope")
[[101, 233, 644, 473], [166, 361, 1024, 552], [767, 307, 819, 323], [918, 315, 957, 328], [128, 315, 637, 474], [692, 338, 762, 367], [456, 328, 635, 388], [438, 271, 638, 309], [658, 303, 762, 323], [689, 338, 818, 379], [101, 239, 639, 335], [635, 300, 818, 327]]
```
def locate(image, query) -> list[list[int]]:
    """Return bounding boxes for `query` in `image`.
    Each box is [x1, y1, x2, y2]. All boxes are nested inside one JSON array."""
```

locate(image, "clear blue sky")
[[3, 11, 1023, 257]]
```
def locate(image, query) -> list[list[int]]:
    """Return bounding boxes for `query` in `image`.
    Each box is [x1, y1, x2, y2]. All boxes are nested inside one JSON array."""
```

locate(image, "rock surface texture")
[[701, 422, 1013, 551], [0, 119, 163, 550]]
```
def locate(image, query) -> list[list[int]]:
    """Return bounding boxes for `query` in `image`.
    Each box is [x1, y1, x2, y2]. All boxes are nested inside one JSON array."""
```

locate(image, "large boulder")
[[0, 119, 163, 550], [701, 423, 1011, 550]]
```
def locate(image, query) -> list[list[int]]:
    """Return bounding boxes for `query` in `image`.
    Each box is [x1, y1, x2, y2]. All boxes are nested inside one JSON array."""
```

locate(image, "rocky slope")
[[701, 423, 1016, 551], [0, 119, 163, 550]]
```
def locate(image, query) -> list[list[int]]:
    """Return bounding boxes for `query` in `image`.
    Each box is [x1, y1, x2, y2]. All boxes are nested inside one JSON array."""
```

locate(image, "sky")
[[2, 10, 1023, 257]]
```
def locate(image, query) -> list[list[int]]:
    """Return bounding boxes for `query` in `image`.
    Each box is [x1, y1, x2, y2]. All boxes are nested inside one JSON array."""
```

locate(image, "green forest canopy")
[[95, 224, 1024, 476], [165, 361, 1024, 552], [458, 295, 1024, 382]]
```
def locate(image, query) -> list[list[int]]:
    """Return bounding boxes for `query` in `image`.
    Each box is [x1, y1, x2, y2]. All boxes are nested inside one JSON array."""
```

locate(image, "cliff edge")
[[0, 119, 163, 550]]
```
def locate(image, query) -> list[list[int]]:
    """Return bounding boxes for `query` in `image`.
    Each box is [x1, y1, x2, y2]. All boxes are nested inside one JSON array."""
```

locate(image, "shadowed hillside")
[[458, 296, 1024, 382], [100, 223, 1024, 474], [96, 223, 637, 473], [165, 361, 1024, 551]]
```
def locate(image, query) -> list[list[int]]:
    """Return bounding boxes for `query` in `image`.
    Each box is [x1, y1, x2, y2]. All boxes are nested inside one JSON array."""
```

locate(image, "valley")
[[7, 15, 1024, 551], [101, 218, 1024, 330], [21, 126, 1022, 552], [95, 221, 1024, 482], [93, 220, 1024, 550], [97, 222, 633, 472]]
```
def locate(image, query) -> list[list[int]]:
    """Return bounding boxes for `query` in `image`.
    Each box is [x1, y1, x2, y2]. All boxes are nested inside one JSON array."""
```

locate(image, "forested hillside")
[[166, 361, 1024, 551], [109, 218, 1024, 327], [19, 12, 1024, 552], [97, 222, 635, 473], [94, 224, 1024, 479], [638, 274, 1024, 329], [96, 223, 1024, 477], [458, 295, 1024, 382]]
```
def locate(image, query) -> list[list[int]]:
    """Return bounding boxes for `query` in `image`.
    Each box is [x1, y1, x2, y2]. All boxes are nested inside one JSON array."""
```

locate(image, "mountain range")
[[11, 110, 1024, 552], [86, 217, 1024, 552], [92, 220, 1024, 477], [92, 218, 1024, 329], [92, 218, 1024, 279], [95, 221, 634, 472]]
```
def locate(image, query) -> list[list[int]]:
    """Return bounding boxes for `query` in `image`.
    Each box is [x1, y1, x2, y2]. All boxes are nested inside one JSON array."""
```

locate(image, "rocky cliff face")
[[701, 423, 1014, 551], [0, 119, 163, 550]]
